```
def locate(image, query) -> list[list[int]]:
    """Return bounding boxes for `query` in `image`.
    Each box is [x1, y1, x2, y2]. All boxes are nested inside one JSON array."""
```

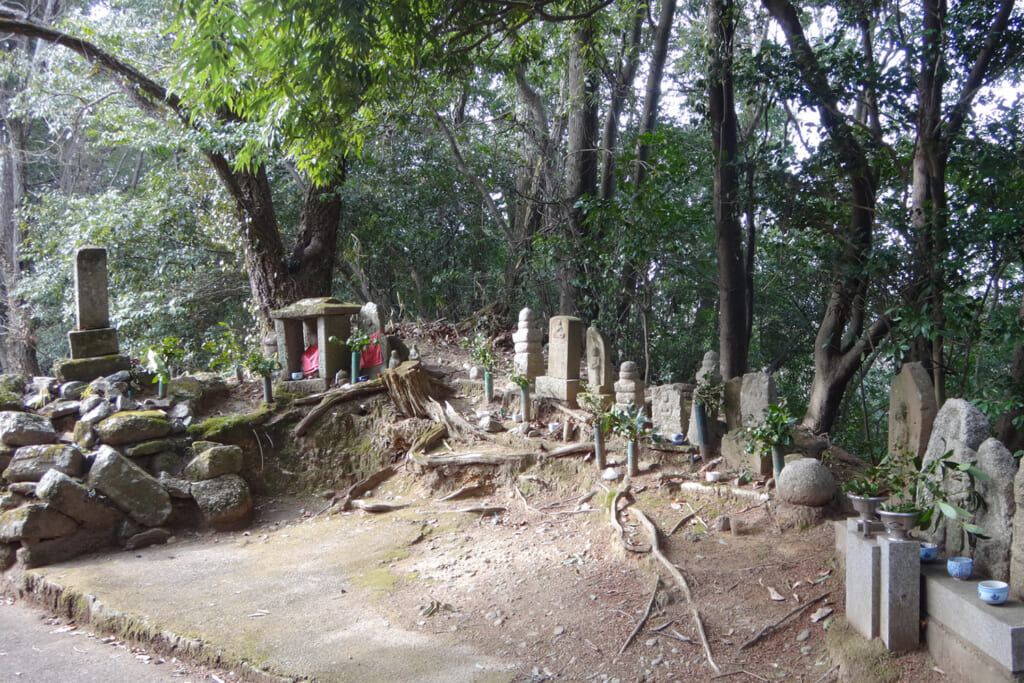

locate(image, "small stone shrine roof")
[[270, 297, 362, 320]]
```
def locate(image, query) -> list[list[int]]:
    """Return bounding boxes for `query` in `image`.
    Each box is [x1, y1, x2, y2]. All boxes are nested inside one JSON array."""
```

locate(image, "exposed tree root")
[[630, 507, 720, 673], [291, 379, 386, 437]]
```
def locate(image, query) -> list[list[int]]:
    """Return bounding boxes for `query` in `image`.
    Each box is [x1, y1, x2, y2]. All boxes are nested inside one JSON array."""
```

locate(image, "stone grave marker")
[[650, 384, 687, 435], [888, 362, 937, 462], [54, 247, 131, 382], [585, 326, 613, 395], [535, 315, 583, 405]]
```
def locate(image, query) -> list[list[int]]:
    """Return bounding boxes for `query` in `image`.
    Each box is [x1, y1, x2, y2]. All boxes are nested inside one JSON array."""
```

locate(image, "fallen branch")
[[453, 505, 506, 515], [313, 465, 398, 517], [631, 507, 719, 673], [350, 499, 409, 513], [539, 443, 594, 459], [812, 664, 839, 683], [668, 508, 702, 536], [710, 671, 767, 681], [619, 577, 661, 655], [438, 484, 489, 501], [409, 450, 533, 467], [292, 379, 386, 437], [513, 484, 541, 513], [677, 481, 769, 503], [696, 457, 723, 474], [737, 592, 830, 651]]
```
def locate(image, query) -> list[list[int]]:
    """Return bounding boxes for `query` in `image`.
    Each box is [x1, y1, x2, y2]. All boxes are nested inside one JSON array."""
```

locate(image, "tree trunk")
[[763, 0, 890, 434], [997, 291, 1024, 452], [709, 0, 748, 381], [599, 4, 644, 201], [561, 22, 600, 315]]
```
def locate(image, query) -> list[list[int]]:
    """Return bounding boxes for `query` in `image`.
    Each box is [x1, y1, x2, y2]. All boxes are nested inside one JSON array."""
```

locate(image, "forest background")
[[0, 0, 1022, 461]]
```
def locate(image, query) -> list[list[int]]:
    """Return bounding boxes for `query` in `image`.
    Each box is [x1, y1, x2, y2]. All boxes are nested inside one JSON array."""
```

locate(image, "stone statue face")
[[552, 320, 566, 339]]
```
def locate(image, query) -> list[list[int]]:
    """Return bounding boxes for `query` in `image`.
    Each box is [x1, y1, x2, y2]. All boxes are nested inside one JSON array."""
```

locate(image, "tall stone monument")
[[585, 326, 613, 396], [535, 315, 583, 406], [512, 308, 543, 380], [54, 247, 131, 382]]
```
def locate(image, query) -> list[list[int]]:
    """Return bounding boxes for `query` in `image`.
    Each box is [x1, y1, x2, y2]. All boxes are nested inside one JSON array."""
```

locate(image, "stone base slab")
[[535, 376, 579, 407], [274, 378, 328, 395], [923, 563, 1024, 674], [53, 354, 131, 383], [68, 328, 119, 359]]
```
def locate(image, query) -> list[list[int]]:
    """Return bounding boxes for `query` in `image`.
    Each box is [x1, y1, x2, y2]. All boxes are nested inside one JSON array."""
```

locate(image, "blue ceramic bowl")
[[979, 580, 1009, 605], [920, 542, 938, 562], [948, 556, 973, 580]]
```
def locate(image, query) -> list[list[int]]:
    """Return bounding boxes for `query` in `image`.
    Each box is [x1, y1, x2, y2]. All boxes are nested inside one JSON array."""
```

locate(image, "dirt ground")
[[31, 322, 941, 682]]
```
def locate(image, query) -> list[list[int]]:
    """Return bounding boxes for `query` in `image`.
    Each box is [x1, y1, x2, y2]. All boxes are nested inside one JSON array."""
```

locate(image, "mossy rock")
[[167, 373, 229, 410], [188, 404, 273, 441], [95, 410, 172, 446], [0, 374, 27, 396]]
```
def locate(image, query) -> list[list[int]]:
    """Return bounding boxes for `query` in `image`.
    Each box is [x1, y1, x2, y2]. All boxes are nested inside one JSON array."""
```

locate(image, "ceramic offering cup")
[[706, 471, 722, 483], [979, 580, 1009, 605], [947, 556, 973, 580], [290, 372, 303, 380], [920, 542, 938, 562]]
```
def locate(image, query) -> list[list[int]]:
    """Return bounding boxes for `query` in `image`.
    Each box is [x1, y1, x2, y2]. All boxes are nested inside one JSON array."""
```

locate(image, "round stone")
[[776, 458, 836, 507]]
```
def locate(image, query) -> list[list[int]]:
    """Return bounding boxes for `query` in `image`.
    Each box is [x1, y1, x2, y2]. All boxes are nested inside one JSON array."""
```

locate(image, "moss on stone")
[[188, 404, 273, 441]]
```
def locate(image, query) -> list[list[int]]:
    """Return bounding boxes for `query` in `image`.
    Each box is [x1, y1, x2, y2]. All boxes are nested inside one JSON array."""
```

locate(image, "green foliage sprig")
[[693, 375, 723, 413], [342, 329, 377, 353], [508, 361, 530, 390], [462, 332, 498, 373], [609, 403, 652, 443], [578, 387, 614, 436], [743, 400, 797, 460], [144, 337, 186, 385]]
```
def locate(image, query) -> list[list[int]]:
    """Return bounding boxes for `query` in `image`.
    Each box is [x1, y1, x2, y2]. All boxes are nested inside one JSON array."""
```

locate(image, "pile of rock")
[[0, 371, 252, 570]]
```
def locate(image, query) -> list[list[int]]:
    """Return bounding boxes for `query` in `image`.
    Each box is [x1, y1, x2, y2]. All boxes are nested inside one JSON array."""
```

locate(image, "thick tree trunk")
[[561, 22, 599, 315], [908, 0, 1014, 407], [598, 4, 644, 201], [996, 290, 1024, 452], [763, 0, 889, 434], [709, 0, 748, 381]]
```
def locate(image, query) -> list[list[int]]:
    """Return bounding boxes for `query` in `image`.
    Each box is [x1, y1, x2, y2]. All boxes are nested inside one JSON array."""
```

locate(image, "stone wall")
[[1, 371, 252, 570]]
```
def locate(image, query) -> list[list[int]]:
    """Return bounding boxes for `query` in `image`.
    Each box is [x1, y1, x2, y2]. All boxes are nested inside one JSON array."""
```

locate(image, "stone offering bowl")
[[947, 556, 973, 580], [919, 542, 938, 562], [979, 580, 1009, 605]]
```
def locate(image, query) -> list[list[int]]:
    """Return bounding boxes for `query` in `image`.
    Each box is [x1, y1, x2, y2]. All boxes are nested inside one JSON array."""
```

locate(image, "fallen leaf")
[[810, 607, 833, 623], [767, 586, 785, 601]]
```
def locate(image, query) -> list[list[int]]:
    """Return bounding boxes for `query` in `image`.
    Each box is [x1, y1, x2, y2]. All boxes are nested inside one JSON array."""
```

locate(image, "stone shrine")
[[271, 297, 361, 394], [535, 315, 583, 406], [614, 361, 645, 408], [512, 308, 543, 380], [585, 326, 613, 395], [54, 247, 131, 382]]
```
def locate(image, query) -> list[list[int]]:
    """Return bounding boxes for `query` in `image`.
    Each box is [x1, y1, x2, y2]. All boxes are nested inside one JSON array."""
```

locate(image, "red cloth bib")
[[302, 345, 319, 377]]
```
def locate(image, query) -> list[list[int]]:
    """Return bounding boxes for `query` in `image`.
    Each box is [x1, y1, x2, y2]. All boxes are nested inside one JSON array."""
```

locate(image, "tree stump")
[[384, 361, 447, 418]]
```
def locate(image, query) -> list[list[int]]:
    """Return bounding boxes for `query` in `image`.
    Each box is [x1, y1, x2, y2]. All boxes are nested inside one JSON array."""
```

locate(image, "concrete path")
[[4, 509, 515, 682], [0, 599, 196, 682]]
